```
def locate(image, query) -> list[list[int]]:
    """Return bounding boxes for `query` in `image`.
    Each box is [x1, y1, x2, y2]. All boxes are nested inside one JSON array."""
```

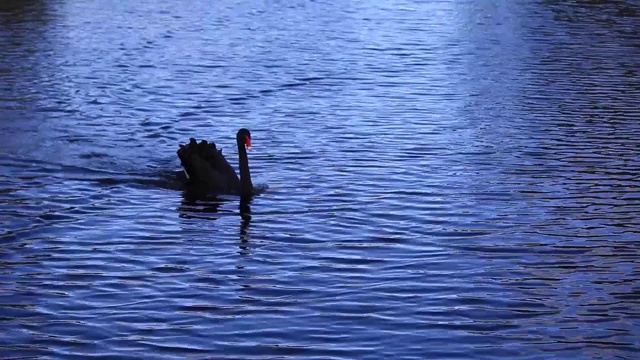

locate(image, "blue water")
[[1, 0, 639, 359]]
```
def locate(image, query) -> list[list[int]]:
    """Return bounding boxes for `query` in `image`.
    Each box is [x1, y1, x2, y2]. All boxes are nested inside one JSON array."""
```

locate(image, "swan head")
[[237, 128, 252, 150]]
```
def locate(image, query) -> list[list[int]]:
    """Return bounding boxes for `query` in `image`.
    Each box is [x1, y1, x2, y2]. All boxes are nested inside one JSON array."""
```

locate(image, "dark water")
[[1, 0, 639, 358]]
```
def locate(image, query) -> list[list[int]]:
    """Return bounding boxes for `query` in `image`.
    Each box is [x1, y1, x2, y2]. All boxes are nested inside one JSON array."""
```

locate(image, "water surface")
[[1, 0, 639, 359]]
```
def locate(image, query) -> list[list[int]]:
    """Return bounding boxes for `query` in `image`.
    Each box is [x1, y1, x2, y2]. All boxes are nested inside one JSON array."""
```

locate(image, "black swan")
[[177, 128, 255, 196]]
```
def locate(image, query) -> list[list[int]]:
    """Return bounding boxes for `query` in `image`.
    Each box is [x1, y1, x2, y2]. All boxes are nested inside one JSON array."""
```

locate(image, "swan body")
[[177, 128, 254, 196]]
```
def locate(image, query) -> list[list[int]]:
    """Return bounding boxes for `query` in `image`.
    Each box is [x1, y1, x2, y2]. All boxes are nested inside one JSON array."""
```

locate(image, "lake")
[[1, 0, 639, 359]]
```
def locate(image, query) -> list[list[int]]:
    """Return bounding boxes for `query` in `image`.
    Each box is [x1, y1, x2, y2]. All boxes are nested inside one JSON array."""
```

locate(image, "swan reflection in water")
[[239, 196, 252, 245], [177, 191, 253, 252]]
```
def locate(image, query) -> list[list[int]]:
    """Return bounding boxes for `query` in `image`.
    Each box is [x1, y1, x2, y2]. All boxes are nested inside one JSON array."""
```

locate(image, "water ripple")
[[1, 0, 639, 359]]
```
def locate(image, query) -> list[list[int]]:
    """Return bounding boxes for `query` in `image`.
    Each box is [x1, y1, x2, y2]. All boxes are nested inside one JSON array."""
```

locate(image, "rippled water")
[[1, 0, 639, 358]]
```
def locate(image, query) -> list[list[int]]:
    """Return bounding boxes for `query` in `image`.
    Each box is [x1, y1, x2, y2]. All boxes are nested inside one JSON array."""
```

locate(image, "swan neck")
[[237, 139, 253, 195]]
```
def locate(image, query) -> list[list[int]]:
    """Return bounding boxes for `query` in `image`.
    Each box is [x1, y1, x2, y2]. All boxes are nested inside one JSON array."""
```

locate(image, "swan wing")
[[177, 138, 235, 192]]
